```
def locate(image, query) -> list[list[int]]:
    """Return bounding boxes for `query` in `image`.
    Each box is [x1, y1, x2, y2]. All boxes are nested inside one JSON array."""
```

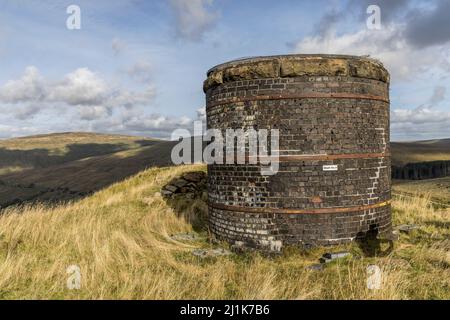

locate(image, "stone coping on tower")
[[203, 54, 389, 92]]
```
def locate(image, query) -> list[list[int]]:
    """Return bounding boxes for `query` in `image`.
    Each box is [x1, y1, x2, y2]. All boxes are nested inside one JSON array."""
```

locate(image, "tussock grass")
[[0, 165, 448, 300], [393, 177, 450, 205]]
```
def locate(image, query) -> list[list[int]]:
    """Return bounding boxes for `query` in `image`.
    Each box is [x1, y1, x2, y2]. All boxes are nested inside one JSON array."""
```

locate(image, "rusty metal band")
[[207, 93, 389, 108], [214, 152, 388, 164], [209, 200, 391, 215], [256, 152, 388, 162]]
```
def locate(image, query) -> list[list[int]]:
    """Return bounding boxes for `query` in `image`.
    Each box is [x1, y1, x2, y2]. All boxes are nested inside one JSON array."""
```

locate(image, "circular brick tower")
[[204, 54, 391, 252]]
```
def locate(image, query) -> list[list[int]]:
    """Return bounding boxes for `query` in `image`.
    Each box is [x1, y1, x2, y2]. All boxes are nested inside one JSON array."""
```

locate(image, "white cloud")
[[0, 66, 45, 103], [78, 105, 111, 121], [168, 0, 218, 41], [48, 68, 108, 106], [391, 86, 450, 140], [91, 104, 207, 139], [294, 26, 450, 81], [391, 108, 450, 140], [123, 114, 192, 132], [0, 65, 199, 138], [107, 86, 156, 110], [0, 124, 43, 139], [392, 107, 450, 124], [0, 66, 156, 121]]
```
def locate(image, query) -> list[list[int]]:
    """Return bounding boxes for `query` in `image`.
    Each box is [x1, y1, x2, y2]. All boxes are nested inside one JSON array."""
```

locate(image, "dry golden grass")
[[0, 131, 159, 181], [393, 177, 450, 205], [0, 164, 448, 300], [0, 132, 153, 152], [0, 166, 31, 175]]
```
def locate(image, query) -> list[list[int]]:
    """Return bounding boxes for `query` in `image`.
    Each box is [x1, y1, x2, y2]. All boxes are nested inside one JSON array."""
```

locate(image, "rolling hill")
[[391, 139, 450, 166], [0, 132, 177, 208], [0, 133, 449, 208], [0, 132, 159, 173], [391, 139, 450, 180]]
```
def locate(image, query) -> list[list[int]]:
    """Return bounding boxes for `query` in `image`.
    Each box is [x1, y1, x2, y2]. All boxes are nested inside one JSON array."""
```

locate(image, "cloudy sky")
[[0, 0, 449, 141]]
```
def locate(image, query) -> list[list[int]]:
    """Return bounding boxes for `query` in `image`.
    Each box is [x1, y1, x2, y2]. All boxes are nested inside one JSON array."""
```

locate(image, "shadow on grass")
[[0, 143, 133, 169], [164, 196, 209, 233], [355, 224, 394, 257], [0, 140, 177, 209]]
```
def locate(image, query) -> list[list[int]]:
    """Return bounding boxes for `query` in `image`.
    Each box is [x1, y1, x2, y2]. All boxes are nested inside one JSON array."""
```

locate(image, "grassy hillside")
[[0, 132, 158, 174], [0, 133, 450, 207], [393, 177, 450, 205], [0, 132, 153, 151], [0, 133, 176, 207], [0, 133, 448, 208], [391, 138, 450, 166], [0, 164, 447, 300]]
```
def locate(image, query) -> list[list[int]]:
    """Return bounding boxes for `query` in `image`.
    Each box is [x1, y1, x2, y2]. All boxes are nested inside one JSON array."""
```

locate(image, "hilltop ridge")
[[0, 133, 449, 208], [391, 138, 450, 166]]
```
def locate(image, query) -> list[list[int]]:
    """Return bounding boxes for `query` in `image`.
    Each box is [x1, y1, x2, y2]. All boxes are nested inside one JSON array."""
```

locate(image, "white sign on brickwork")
[[323, 165, 338, 171]]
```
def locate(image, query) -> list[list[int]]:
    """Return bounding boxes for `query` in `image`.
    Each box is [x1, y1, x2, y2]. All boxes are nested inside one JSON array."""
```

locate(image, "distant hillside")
[[0, 133, 449, 208], [0, 132, 155, 150], [391, 139, 450, 180], [0, 132, 176, 208], [391, 138, 450, 166], [0, 132, 159, 175]]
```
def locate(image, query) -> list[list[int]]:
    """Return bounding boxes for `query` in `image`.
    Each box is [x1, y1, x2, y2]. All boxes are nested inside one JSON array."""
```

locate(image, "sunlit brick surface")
[[204, 54, 392, 251]]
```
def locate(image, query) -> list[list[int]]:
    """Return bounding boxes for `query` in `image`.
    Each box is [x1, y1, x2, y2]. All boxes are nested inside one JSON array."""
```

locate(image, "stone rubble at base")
[[395, 224, 420, 234], [161, 171, 207, 200], [192, 248, 232, 258], [170, 233, 203, 242], [320, 251, 352, 263]]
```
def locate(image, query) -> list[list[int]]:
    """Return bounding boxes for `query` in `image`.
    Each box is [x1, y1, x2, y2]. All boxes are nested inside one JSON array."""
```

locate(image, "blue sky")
[[0, 0, 449, 141]]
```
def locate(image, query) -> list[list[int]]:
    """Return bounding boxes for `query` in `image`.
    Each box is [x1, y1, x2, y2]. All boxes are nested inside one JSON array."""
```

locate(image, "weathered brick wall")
[[204, 54, 392, 252]]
